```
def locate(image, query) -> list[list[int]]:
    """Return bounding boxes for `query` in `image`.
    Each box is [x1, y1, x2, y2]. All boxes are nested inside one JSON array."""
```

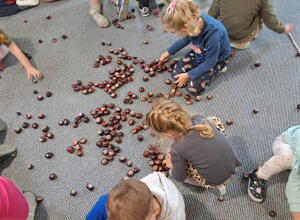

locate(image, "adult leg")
[[248, 136, 294, 202], [89, 0, 109, 28]]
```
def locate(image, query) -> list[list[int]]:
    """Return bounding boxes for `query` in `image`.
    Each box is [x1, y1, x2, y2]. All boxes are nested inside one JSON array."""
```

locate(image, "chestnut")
[[77, 150, 83, 157], [142, 77, 149, 82], [226, 120, 233, 125], [148, 160, 154, 166], [15, 127, 22, 134], [46, 91, 52, 97], [119, 156, 126, 162], [63, 119, 69, 125], [101, 158, 108, 165], [230, 51, 235, 57], [184, 94, 191, 100], [86, 183, 94, 191], [79, 138, 87, 144], [269, 211, 276, 217], [143, 41, 149, 44], [61, 34, 67, 39], [106, 155, 114, 161], [147, 25, 153, 31], [46, 15, 51, 19], [38, 114, 45, 119], [253, 109, 259, 113], [152, 165, 159, 171], [49, 173, 56, 180], [70, 190, 77, 196], [102, 149, 109, 155], [17, 112, 22, 116], [115, 137, 122, 143], [75, 144, 83, 150], [157, 154, 164, 160], [143, 151, 150, 158], [27, 164, 34, 169], [25, 114, 31, 119], [254, 61, 260, 67], [41, 125, 49, 132], [125, 161, 132, 167], [37, 95, 44, 101], [45, 152, 54, 159], [133, 167, 140, 173], [83, 117, 90, 123], [22, 122, 29, 128], [218, 196, 224, 202], [137, 135, 143, 141], [207, 94, 213, 100], [150, 131, 156, 137], [72, 139, 78, 146], [297, 104, 300, 109], [39, 136, 46, 142], [128, 119, 135, 126], [185, 100, 192, 105], [58, 120, 64, 126], [127, 169, 134, 177], [47, 133, 54, 139], [67, 146, 75, 153], [195, 96, 201, 102]]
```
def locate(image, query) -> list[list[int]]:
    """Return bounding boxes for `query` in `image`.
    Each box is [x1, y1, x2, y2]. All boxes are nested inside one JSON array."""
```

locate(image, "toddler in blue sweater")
[[159, 0, 231, 96]]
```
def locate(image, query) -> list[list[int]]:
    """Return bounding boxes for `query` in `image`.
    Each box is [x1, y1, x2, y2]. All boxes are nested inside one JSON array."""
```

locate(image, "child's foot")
[[89, 9, 109, 28], [117, 0, 129, 22], [155, 0, 167, 6], [23, 192, 37, 220], [16, 0, 39, 6], [0, 60, 3, 71], [0, 144, 16, 157], [137, 2, 149, 16], [248, 169, 267, 203]]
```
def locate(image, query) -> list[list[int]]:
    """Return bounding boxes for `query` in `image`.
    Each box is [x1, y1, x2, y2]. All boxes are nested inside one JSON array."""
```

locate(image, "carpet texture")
[[0, 0, 299, 219]]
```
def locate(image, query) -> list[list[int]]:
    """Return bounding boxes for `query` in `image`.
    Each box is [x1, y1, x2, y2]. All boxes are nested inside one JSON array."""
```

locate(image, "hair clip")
[[166, 0, 178, 15]]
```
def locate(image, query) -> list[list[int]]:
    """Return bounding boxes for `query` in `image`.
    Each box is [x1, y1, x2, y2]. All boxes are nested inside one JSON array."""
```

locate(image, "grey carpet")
[[0, 0, 299, 219]]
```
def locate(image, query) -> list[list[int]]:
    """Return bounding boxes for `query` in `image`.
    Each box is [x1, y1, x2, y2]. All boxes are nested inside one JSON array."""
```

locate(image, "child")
[[159, 0, 231, 96], [146, 99, 241, 195], [0, 176, 37, 220], [247, 126, 300, 220], [0, 29, 41, 79], [207, 0, 293, 49], [85, 172, 186, 220]]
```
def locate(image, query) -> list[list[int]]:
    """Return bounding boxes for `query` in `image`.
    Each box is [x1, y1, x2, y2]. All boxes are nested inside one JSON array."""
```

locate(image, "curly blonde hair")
[[161, 0, 201, 37], [146, 98, 214, 139]]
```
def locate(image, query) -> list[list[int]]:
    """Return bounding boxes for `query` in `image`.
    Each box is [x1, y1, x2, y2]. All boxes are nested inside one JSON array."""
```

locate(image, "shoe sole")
[[119, 0, 129, 22], [247, 177, 264, 203]]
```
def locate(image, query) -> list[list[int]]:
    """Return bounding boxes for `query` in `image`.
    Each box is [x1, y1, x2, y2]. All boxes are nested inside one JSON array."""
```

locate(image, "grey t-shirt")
[[170, 115, 241, 186]]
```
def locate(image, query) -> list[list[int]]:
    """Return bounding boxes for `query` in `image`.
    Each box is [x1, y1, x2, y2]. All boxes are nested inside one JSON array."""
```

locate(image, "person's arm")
[[208, 0, 221, 18], [167, 36, 191, 56], [187, 32, 221, 80], [260, 0, 289, 34], [85, 194, 108, 220], [170, 148, 188, 182], [8, 42, 41, 79]]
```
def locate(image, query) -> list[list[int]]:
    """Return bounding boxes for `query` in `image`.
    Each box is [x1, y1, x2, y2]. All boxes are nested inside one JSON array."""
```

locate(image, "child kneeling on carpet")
[[159, 0, 231, 96], [247, 125, 300, 220], [146, 99, 241, 195], [0, 28, 41, 79], [85, 172, 186, 220]]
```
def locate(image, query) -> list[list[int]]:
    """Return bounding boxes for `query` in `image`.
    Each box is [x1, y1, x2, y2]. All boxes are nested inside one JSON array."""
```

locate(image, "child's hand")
[[160, 51, 170, 63], [174, 73, 189, 87], [203, 8, 209, 14], [26, 66, 42, 80], [283, 24, 293, 34], [164, 148, 173, 169]]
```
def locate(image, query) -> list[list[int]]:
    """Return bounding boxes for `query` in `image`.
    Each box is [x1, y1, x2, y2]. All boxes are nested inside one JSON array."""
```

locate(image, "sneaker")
[[23, 192, 37, 220], [89, 9, 109, 28], [248, 169, 267, 203], [0, 60, 3, 71], [230, 41, 250, 50], [117, 0, 129, 22], [220, 66, 227, 73], [16, 0, 39, 6], [137, 2, 149, 16], [155, 0, 167, 6]]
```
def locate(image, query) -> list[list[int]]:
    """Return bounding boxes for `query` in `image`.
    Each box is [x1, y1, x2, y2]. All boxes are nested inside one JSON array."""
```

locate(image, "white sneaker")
[[89, 9, 109, 28], [16, 0, 39, 6]]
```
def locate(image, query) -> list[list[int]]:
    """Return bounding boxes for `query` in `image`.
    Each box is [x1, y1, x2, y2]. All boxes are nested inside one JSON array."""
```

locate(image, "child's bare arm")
[[8, 42, 41, 80]]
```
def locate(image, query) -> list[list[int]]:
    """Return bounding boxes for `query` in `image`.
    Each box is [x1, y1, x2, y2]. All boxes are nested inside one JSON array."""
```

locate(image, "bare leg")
[[292, 212, 300, 220], [90, 0, 101, 13]]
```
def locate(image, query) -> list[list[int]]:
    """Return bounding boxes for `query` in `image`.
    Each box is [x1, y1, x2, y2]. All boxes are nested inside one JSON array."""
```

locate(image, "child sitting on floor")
[[0, 28, 41, 79], [146, 99, 241, 196], [159, 0, 230, 96], [247, 125, 300, 220], [207, 0, 293, 49], [85, 172, 186, 220]]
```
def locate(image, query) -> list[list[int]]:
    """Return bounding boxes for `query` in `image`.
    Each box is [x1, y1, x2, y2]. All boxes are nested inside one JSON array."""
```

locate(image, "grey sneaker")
[[117, 0, 129, 22], [248, 169, 267, 203]]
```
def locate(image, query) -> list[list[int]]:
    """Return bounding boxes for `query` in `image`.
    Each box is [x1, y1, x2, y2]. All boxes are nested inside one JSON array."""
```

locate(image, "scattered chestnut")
[[41, 125, 49, 132], [139, 87, 145, 92], [47, 133, 54, 139], [184, 94, 191, 100], [133, 167, 140, 173], [137, 135, 143, 141], [269, 211, 276, 217], [207, 94, 213, 100], [86, 183, 94, 191], [218, 196, 224, 202], [119, 156, 126, 162], [70, 190, 77, 196], [67, 146, 75, 153], [33, 90, 38, 94], [39, 136, 46, 142], [32, 123, 38, 129], [22, 122, 29, 128], [49, 173, 56, 180], [226, 120, 233, 125], [143, 151, 150, 158], [77, 150, 83, 157], [25, 114, 31, 119], [254, 61, 260, 67], [46, 15, 51, 19], [143, 41, 148, 44], [297, 104, 300, 109], [17, 112, 22, 116], [37, 95, 44, 100], [46, 91, 52, 97], [62, 34, 67, 39], [195, 96, 201, 102], [45, 152, 54, 159], [127, 169, 134, 177], [253, 109, 259, 113], [230, 51, 235, 57], [185, 100, 192, 105], [27, 164, 34, 169], [101, 158, 108, 165], [79, 138, 87, 144], [38, 114, 45, 119], [125, 160, 132, 167]]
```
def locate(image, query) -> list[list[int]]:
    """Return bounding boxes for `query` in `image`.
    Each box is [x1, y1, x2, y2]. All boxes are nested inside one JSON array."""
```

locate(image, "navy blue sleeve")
[[167, 36, 191, 55], [187, 31, 221, 80], [85, 194, 108, 220]]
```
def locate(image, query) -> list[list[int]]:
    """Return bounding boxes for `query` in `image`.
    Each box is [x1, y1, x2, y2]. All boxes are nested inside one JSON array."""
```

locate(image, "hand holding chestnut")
[[159, 51, 170, 64]]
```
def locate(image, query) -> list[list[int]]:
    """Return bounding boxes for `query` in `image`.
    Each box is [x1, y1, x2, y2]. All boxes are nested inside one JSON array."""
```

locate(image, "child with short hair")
[[85, 172, 186, 220], [146, 99, 241, 195], [247, 126, 300, 220], [0, 29, 41, 79], [207, 0, 293, 49], [159, 0, 231, 96]]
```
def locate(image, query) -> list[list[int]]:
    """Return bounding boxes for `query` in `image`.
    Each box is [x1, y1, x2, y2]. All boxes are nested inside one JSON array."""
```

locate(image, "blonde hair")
[[161, 0, 201, 37], [106, 179, 153, 220], [146, 98, 214, 139]]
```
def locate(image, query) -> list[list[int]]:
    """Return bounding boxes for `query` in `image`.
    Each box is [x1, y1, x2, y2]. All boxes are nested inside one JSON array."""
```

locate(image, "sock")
[[0, 45, 9, 60], [90, 0, 101, 13]]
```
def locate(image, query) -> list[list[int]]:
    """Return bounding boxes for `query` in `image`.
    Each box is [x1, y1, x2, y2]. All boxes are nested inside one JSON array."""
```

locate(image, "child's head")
[[161, 0, 201, 37], [146, 98, 214, 139], [106, 179, 158, 220]]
